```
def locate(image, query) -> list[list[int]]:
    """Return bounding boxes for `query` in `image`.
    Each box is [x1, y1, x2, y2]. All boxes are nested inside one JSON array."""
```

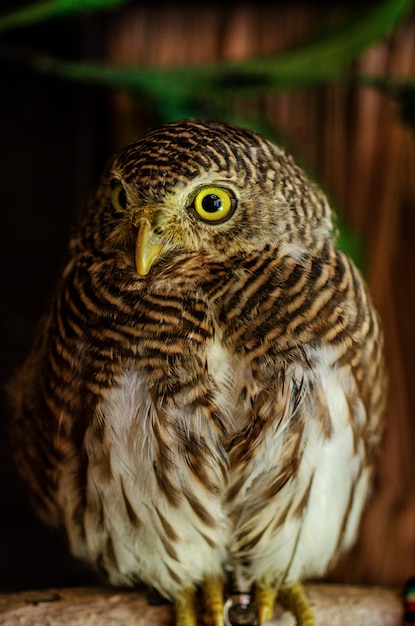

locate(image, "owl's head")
[[85, 120, 334, 276]]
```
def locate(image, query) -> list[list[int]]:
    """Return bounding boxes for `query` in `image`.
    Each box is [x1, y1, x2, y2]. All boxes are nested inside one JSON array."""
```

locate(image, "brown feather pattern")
[[9, 120, 386, 614]]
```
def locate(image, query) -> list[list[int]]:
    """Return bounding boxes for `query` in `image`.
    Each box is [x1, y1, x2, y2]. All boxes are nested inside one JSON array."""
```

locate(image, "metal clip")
[[224, 592, 257, 626]]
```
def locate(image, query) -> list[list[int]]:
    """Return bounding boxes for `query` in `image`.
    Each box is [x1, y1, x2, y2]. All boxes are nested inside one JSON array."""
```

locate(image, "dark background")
[[0, 9, 113, 589]]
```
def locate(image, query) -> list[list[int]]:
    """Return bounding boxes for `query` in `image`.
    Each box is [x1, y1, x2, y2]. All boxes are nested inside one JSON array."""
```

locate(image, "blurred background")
[[0, 0, 414, 592]]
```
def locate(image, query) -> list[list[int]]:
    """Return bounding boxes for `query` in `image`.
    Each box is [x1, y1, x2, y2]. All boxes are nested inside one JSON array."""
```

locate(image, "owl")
[[9, 120, 386, 626]]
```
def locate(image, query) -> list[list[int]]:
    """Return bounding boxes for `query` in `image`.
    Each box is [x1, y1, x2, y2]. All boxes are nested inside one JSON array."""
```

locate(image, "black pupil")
[[202, 194, 222, 213], [118, 188, 127, 210]]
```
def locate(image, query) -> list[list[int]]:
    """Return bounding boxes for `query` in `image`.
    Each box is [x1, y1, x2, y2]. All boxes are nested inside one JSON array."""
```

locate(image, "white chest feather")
[[70, 341, 369, 594]]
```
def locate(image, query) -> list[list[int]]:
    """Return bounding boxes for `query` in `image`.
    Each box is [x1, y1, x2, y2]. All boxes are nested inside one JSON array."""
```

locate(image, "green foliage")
[[1, 0, 412, 121], [1, 0, 412, 126], [0, 0, 129, 32], [357, 74, 415, 132]]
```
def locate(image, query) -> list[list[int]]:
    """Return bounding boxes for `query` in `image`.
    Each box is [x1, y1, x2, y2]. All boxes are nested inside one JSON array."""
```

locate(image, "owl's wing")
[[221, 244, 385, 586]]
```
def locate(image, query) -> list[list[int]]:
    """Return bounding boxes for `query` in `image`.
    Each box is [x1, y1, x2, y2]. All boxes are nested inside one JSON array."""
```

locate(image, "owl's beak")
[[135, 218, 163, 276]]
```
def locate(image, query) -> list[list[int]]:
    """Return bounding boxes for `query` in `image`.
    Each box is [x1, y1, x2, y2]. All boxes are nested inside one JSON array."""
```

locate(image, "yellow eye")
[[110, 180, 127, 213], [192, 187, 236, 223]]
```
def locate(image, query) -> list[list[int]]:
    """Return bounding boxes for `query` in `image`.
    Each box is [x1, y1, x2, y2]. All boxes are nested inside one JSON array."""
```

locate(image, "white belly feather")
[[69, 341, 368, 594]]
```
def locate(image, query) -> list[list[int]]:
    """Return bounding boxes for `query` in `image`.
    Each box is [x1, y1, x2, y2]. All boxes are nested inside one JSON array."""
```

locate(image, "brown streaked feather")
[[9, 119, 386, 613]]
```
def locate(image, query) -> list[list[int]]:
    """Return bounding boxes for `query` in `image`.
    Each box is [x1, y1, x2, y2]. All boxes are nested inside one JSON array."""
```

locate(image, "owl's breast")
[[59, 257, 377, 591]]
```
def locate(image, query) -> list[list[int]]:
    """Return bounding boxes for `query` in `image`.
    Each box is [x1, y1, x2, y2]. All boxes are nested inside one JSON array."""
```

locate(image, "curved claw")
[[255, 586, 275, 625], [175, 578, 225, 626], [203, 577, 225, 626], [176, 588, 197, 626], [278, 582, 315, 626]]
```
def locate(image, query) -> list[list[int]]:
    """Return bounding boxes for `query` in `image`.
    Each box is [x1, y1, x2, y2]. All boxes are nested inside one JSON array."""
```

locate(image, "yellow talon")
[[278, 582, 315, 626], [255, 584, 275, 625], [202, 577, 225, 626], [175, 578, 224, 626], [176, 588, 197, 626], [175, 579, 314, 626]]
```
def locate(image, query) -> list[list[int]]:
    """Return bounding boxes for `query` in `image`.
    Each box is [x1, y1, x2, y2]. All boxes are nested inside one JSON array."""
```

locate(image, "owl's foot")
[[203, 577, 225, 626], [278, 582, 315, 626], [175, 577, 224, 626], [254, 581, 314, 625], [175, 588, 197, 626], [175, 579, 313, 625], [254, 584, 275, 625]]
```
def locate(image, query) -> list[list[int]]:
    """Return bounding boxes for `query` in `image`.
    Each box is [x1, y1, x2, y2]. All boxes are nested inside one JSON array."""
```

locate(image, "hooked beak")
[[135, 218, 163, 276]]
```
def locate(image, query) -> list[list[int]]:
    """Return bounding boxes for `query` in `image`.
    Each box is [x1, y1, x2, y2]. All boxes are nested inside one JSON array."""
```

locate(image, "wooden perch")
[[0, 583, 403, 625]]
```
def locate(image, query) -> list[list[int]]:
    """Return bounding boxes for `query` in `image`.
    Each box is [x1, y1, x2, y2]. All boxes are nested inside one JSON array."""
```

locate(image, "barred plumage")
[[10, 120, 386, 625]]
